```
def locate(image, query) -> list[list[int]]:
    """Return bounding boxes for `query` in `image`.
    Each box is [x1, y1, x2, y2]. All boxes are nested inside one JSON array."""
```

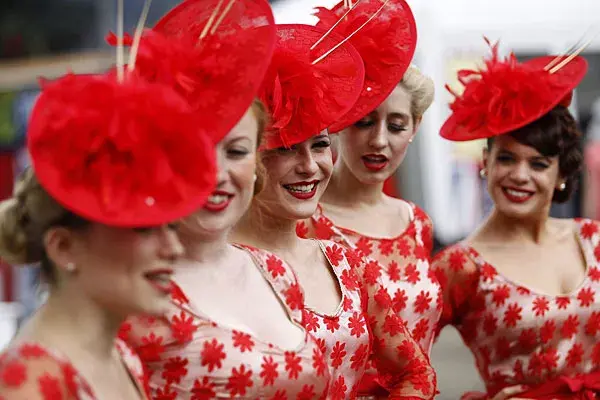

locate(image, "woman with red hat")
[[231, 22, 437, 399], [0, 47, 217, 400], [432, 39, 599, 399], [118, 1, 335, 398], [293, 0, 441, 396]]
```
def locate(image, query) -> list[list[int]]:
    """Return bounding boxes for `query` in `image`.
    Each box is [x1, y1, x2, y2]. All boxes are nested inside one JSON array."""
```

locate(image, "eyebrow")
[[313, 134, 329, 140], [388, 112, 410, 120]]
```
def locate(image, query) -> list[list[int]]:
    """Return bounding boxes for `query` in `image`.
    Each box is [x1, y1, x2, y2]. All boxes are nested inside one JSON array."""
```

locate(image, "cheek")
[[231, 159, 257, 189], [339, 131, 367, 157]]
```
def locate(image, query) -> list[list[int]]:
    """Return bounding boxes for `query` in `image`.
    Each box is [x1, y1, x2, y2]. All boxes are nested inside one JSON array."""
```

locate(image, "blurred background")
[[0, 0, 598, 398]]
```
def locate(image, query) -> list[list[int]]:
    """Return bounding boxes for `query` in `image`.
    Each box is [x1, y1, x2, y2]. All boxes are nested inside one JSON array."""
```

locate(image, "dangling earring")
[[65, 262, 76, 273], [559, 182, 566, 191], [479, 169, 487, 179]]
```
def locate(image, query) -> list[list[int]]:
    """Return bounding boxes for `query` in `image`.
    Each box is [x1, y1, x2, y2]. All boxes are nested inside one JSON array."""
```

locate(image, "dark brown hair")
[[487, 105, 583, 203]]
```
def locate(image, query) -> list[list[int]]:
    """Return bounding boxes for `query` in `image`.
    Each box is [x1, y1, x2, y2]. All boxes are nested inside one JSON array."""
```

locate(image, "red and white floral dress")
[[432, 219, 600, 399], [297, 202, 442, 395], [242, 240, 437, 400], [120, 247, 330, 399], [0, 340, 148, 400]]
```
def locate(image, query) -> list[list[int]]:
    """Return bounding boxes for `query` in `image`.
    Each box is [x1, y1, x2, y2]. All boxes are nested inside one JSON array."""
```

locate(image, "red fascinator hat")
[[440, 39, 588, 141], [28, 73, 216, 227], [314, 0, 417, 133], [259, 24, 365, 150], [109, 0, 276, 145]]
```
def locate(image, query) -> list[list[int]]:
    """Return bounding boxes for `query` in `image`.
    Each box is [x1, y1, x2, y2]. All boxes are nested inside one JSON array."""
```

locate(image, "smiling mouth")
[[204, 191, 233, 212], [144, 269, 173, 295], [502, 187, 534, 203], [282, 181, 319, 200]]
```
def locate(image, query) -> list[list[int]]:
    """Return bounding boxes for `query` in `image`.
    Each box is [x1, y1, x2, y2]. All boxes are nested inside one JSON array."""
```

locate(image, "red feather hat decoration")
[[108, 0, 276, 145], [441, 39, 588, 141], [259, 24, 365, 150], [314, 0, 417, 133], [28, 73, 217, 227]]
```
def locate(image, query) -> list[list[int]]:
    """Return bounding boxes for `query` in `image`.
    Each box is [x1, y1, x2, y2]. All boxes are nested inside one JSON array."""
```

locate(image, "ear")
[[482, 146, 490, 170], [43, 227, 83, 275]]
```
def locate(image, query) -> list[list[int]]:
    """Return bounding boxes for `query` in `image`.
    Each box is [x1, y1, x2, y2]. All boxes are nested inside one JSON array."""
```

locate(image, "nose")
[[215, 147, 228, 187], [295, 147, 319, 176], [509, 161, 530, 183], [159, 226, 184, 262], [368, 121, 387, 150]]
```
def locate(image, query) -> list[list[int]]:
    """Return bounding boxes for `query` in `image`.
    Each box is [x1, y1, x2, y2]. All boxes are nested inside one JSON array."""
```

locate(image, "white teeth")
[[207, 194, 228, 204], [364, 156, 387, 162], [285, 183, 316, 193], [506, 189, 530, 198]]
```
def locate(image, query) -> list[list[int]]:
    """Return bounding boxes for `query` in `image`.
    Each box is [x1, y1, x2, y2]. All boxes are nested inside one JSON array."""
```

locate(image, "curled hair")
[[0, 169, 88, 283], [399, 65, 435, 121], [251, 98, 269, 195], [487, 106, 583, 203]]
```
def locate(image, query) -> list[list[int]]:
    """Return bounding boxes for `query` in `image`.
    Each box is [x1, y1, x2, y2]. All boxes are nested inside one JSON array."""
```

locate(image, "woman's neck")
[[231, 204, 304, 257], [321, 157, 386, 207], [179, 230, 230, 264], [477, 208, 552, 244]]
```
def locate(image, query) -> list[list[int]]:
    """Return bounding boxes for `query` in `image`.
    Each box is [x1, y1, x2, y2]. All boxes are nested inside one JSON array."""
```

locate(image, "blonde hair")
[[251, 98, 269, 195], [0, 169, 87, 283], [399, 64, 435, 120]]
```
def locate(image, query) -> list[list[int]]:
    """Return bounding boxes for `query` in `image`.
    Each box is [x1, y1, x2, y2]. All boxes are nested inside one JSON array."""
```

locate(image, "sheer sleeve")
[[341, 246, 437, 399], [430, 245, 480, 337], [0, 344, 83, 400]]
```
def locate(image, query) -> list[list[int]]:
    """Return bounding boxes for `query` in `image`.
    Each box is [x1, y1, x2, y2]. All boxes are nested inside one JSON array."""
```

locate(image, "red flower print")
[[518, 328, 537, 350], [392, 288, 408, 313], [581, 221, 598, 239], [297, 384, 317, 400], [340, 269, 360, 292], [312, 347, 327, 377], [491, 284, 510, 306], [387, 261, 401, 282], [348, 312, 366, 338], [414, 290, 432, 314], [139, 332, 165, 362], [315, 217, 335, 239], [19, 344, 47, 359], [171, 311, 197, 343], [200, 339, 226, 372], [260, 356, 279, 386], [344, 248, 362, 268], [284, 351, 302, 379], [556, 296, 571, 309], [330, 341, 347, 368], [118, 322, 132, 342], [561, 315, 580, 339], [503, 303, 523, 327], [170, 283, 189, 305], [589, 266, 600, 282], [363, 260, 382, 285], [480, 263, 497, 281], [577, 287, 595, 307], [0, 360, 26, 387], [350, 343, 369, 371], [434, 268, 448, 289], [266, 255, 286, 278], [379, 239, 394, 256], [302, 309, 320, 332], [566, 343, 584, 368], [374, 287, 392, 309], [383, 314, 405, 336], [448, 250, 466, 272], [483, 313, 498, 336], [226, 364, 253, 397], [284, 283, 304, 310], [356, 237, 373, 257], [324, 316, 341, 333], [326, 244, 344, 266], [162, 356, 188, 385], [412, 319, 429, 343], [495, 337, 511, 360], [585, 311, 600, 336], [342, 297, 353, 312], [595, 243, 600, 262], [540, 320, 556, 344], [154, 384, 177, 400], [397, 237, 411, 257], [232, 331, 255, 352], [516, 286, 531, 295], [404, 263, 420, 284], [270, 390, 286, 400], [315, 338, 327, 357], [414, 244, 428, 261], [592, 342, 600, 366], [61, 363, 78, 397], [532, 297, 550, 317], [330, 375, 347, 400], [296, 221, 308, 238], [39, 374, 63, 400]]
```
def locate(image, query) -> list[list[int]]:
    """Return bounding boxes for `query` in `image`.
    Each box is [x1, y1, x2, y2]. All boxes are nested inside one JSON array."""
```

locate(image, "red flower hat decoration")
[[440, 39, 588, 141], [314, 0, 417, 133], [258, 24, 365, 150], [28, 73, 217, 227]]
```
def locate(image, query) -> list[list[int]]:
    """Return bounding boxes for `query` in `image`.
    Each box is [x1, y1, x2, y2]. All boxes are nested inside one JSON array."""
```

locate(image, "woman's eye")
[[354, 119, 375, 128], [388, 123, 407, 133], [313, 140, 331, 149], [227, 148, 250, 158]]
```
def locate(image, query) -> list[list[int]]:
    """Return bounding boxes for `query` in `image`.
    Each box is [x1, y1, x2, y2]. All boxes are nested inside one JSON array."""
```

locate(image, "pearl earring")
[[65, 262, 76, 273], [479, 169, 487, 179], [559, 182, 566, 191], [253, 174, 257, 183]]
